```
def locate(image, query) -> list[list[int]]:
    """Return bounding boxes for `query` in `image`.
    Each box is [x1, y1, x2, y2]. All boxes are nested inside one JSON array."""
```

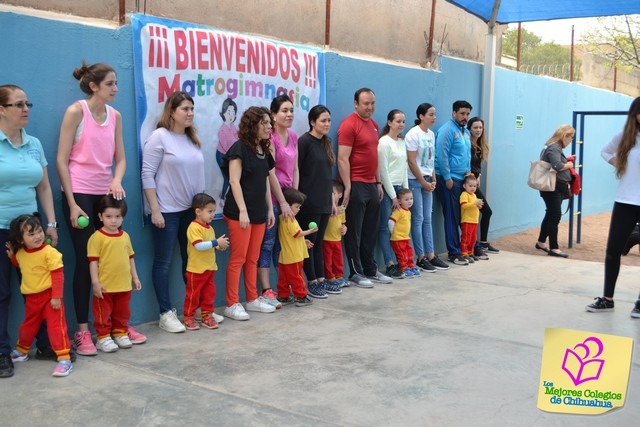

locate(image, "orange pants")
[[277, 261, 307, 299], [391, 239, 415, 270], [17, 288, 71, 360], [460, 222, 478, 256], [224, 217, 266, 306], [322, 240, 344, 280], [184, 270, 216, 318]]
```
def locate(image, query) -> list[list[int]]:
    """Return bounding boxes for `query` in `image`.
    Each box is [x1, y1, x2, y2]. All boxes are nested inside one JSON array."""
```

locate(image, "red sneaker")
[[262, 288, 282, 309], [201, 314, 219, 329], [183, 317, 200, 330]]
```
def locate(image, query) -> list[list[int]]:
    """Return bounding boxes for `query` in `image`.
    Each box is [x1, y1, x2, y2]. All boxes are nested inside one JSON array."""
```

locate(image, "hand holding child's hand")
[[217, 234, 230, 251], [93, 282, 105, 299], [50, 298, 61, 310]]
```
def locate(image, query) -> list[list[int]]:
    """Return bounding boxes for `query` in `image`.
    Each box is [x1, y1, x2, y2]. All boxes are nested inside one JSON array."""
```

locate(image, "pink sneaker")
[[74, 331, 97, 356], [128, 326, 147, 344], [262, 288, 282, 309]]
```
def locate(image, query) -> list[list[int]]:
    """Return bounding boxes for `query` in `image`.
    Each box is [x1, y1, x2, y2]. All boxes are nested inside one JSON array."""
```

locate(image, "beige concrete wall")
[[579, 49, 640, 97], [2, 0, 502, 66]]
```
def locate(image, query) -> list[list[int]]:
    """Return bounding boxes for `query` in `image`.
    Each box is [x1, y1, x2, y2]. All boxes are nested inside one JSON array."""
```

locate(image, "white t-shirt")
[[601, 131, 640, 205], [405, 125, 435, 179]]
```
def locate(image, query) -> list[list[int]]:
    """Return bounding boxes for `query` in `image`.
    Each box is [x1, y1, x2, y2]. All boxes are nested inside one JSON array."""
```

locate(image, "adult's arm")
[[36, 166, 58, 246], [228, 158, 250, 229], [435, 126, 453, 189], [407, 150, 432, 192], [378, 138, 397, 200], [141, 131, 165, 228], [337, 145, 352, 208], [601, 132, 622, 167], [546, 144, 573, 172], [109, 110, 126, 199], [56, 102, 86, 228]]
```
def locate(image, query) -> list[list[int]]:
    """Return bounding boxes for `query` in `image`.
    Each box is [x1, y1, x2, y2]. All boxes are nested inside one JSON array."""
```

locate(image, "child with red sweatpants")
[[7, 214, 72, 377], [389, 188, 421, 278], [277, 188, 317, 306], [184, 193, 229, 330], [88, 196, 142, 353], [323, 181, 347, 287], [460, 174, 484, 262]]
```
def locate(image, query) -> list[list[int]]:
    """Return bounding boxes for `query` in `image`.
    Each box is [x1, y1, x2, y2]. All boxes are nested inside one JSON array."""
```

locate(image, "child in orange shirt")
[[7, 214, 72, 377]]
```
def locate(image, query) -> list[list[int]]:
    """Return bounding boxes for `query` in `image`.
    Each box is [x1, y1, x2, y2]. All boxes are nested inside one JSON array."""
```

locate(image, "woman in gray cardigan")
[[535, 124, 575, 258]]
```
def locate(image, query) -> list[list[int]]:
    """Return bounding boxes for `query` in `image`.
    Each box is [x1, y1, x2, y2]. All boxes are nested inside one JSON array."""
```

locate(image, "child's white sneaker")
[[96, 337, 119, 353], [113, 335, 133, 349]]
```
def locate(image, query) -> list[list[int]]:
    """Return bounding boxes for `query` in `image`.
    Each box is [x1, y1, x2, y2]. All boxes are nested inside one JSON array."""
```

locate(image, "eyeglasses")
[[2, 102, 33, 109]]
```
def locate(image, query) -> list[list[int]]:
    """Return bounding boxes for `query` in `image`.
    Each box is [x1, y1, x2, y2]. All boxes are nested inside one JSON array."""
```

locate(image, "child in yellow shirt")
[[323, 181, 348, 287], [184, 193, 229, 330], [459, 174, 484, 262]]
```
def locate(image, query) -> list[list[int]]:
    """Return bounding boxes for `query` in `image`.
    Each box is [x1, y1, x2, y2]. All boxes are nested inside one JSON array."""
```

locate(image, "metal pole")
[[119, 0, 125, 26], [516, 22, 521, 71], [427, 0, 437, 62], [577, 117, 585, 244], [570, 25, 575, 81], [325, 0, 331, 46]]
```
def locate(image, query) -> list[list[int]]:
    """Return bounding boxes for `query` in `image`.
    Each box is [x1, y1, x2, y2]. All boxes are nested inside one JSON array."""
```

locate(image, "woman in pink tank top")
[[56, 62, 129, 356]]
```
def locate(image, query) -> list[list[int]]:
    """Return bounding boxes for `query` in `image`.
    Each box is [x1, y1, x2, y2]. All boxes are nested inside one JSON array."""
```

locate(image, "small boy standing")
[[388, 189, 421, 278], [460, 174, 484, 263], [323, 181, 348, 288], [184, 193, 229, 330], [88, 196, 142, 353], [277, 188, 317, 307]]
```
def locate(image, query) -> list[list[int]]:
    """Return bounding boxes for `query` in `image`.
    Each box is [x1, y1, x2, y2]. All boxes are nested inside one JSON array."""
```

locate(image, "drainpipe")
[[325, 0, 331, 46], [427, 0, 437, 62]]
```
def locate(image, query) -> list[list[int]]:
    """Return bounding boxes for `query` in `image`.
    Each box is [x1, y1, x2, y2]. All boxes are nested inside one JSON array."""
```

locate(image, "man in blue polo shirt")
[[435, 100, 472, 266]]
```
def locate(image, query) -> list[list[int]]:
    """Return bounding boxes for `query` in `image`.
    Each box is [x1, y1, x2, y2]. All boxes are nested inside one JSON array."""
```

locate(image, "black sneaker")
[[385, 264, 405, 279], [631, 300, 640, 319], [474, 248, 489, 260], [35, 347, 77, 363], [295, 296, 314, 307], [416, 258, 436, 273], [448, 255, 469, 266], [481, 242, 500, 254], [276, 295, 295, 306], [465, 256, 475, 264], [428, 255, 449, 270], [585, 297, 614, 312], [0, 353, 14, 378]]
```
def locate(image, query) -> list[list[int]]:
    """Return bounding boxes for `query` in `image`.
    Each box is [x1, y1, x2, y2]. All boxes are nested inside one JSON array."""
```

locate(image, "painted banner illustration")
[[131, 14, 325, 217]]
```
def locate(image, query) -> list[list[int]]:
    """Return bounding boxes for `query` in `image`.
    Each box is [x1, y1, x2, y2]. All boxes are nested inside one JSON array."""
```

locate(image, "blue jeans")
[[258, 205, 281, 269], [409, 178, 435, 257], [151, 209, 194, 314], [378, 185, 403, 266], [434, 176, 463, 257]]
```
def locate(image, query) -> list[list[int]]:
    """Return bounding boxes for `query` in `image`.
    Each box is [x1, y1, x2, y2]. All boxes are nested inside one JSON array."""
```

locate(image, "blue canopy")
[[445, 0, 640, 24]]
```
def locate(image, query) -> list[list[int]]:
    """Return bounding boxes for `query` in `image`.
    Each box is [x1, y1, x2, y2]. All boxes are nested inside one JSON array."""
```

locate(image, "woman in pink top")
[[56, 62, 129, 356], [257, 94, 298, 308]]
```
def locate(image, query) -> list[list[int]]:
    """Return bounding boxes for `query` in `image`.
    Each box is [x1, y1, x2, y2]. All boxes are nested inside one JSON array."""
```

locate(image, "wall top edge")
[[0, 4, 118, 29]]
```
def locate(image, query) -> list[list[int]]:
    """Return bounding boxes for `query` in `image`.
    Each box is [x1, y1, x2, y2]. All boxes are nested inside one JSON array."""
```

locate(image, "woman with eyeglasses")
[[56, 62, 128, 356], [0, 84, 58, 378]]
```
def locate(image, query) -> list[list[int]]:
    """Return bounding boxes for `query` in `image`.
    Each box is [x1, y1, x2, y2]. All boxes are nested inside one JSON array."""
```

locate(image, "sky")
[[508, 18, 600, 45]]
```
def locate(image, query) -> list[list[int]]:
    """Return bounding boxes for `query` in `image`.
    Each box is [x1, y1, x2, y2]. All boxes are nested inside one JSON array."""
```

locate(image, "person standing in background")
[[57, 62, 127, 355]]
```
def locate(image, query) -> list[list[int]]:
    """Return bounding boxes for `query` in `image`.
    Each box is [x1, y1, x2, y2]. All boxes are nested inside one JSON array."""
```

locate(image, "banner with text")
[[131, 14, 325, 216]]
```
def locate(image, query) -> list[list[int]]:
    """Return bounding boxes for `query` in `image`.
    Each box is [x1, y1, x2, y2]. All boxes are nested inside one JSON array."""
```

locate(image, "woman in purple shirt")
[[142, 91, 205, 334]]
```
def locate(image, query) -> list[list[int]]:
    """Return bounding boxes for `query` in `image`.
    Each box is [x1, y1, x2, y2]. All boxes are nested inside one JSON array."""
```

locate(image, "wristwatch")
[[47, 222, 59, 229]]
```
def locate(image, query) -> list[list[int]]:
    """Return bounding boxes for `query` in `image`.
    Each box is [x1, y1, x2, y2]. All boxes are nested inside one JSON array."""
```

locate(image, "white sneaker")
[[224, 303, 250, 321], [113, 335, 132, 349], [212, 312, 224, 323], [246, 297, 277, 313], [96, 337, 119, 353], [159, 309, 186, 333]]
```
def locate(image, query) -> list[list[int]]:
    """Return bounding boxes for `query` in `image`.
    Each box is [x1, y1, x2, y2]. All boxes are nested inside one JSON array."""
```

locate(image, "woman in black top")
[[468, 117, 499, 256], [297, 105, 341, 296]]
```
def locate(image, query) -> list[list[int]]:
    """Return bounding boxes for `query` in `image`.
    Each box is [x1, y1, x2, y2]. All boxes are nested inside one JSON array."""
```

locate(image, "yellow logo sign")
[[538, 328, 633, 414]]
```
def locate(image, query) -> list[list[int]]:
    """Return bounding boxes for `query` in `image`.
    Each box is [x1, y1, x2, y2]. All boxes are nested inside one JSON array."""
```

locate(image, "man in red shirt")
[[337, 88, 393, 288]]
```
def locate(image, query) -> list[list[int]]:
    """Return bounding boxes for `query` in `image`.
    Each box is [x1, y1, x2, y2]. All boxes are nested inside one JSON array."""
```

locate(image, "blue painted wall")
[[0, 12, 634, 335]]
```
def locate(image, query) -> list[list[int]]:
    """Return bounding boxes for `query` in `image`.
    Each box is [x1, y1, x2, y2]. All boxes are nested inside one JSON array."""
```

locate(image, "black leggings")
[[297, 213, 330, 282], [475, 187, 492, 242], [604, 202, 640, 298], [537, 185, 564, 250], [62, 193, 104, 325]]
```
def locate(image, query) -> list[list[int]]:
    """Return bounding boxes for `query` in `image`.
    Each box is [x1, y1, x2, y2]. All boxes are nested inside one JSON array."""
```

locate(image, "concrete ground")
[[3, 251, 639, 426]]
